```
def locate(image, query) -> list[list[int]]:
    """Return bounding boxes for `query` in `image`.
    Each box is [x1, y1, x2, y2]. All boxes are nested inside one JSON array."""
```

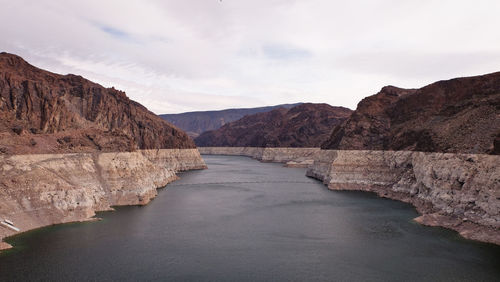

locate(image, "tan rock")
[[0, 149, 206, 247], [198, 147, 321, 164], [307, 149, 500, 245]]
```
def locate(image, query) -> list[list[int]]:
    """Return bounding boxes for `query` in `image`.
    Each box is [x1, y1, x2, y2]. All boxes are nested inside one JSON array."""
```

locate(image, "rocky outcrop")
[[0, 52, 195, 155], [198, 147, 321, 167], [306, 150, 500, 245], [322, 72, 500, 155], [0, 149, 206, 250], [160, 103, 301, 138], [195, 103, 352, 147], [0, 53, 207, 251]]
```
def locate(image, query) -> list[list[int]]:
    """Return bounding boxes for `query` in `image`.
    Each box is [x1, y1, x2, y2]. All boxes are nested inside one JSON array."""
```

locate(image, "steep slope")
[[322, 72, 500, 154], [0, 53, 206, 250], [160, 103, 301, 138], [195, 103, 352, 147], [0, 52, 195, 154]]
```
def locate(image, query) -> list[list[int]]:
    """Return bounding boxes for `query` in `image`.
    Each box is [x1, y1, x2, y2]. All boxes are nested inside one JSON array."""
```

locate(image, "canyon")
[[1, 53, 498, 251], [322, 72, 500, 155], [197, 72, 500, 245], [199, 147, 500, 245], [160, 103, 301, 138], [0, 53, 206, 250], [198, 147, 321, 167], [195, 103, 352, 147], [0, 149, 206, 250], [0, 52, 195, 155], [306, 149, 500, 245]]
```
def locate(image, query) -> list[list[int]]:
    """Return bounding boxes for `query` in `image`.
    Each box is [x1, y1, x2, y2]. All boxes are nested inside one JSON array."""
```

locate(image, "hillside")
[[322, 72, 500, 154], [160, 103, 301, 138], [0, 52, 195, 154], [195, 103, 352, 147]]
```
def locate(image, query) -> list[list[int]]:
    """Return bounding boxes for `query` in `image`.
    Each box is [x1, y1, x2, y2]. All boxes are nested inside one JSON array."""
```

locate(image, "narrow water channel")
[[0, 155, 499, 281]]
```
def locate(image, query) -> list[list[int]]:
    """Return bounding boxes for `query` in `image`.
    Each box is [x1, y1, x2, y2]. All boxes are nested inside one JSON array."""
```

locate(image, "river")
[[0, 155, 499, 281]]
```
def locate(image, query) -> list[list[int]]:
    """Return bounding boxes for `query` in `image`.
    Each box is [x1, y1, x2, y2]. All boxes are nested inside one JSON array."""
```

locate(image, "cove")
[[0, 155, 499, 281]]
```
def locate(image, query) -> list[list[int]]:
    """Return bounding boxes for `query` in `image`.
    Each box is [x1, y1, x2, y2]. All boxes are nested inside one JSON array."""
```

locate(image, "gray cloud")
[[98, 25, 130, 39], [262, 44, 312, 60], [0, 0, 499, 113]]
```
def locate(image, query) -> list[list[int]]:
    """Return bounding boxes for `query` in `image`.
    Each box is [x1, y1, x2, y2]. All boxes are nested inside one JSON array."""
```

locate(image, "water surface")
[[1, 155, 499, 281]]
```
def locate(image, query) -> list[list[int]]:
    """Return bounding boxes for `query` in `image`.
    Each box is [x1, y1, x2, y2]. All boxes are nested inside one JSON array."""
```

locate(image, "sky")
[[1, 0, 499, 114]]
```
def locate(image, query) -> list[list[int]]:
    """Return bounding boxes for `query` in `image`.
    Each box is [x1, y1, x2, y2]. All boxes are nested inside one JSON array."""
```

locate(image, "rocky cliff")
[[195, 103, 352, 147], [201, 146, 500, 245], [0, 149, 206, 250], [306, 150, 500, 245], [322, 72, 500, 154], [0, 53, 207, 251], [198, 147, 321, 167], [160, 103, 301, 138], [0, 52, 195, 155]]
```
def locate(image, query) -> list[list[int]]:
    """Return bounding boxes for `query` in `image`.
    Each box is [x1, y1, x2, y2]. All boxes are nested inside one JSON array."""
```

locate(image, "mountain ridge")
[[322, 71, 500, 154], [0, 52, 195, 154], [195, 103, 352, 147], [160, 103, 303, 137]]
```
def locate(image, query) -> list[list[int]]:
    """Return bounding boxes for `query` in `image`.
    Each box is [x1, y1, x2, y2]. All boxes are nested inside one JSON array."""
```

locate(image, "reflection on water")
[[1, 155, 499, 281]]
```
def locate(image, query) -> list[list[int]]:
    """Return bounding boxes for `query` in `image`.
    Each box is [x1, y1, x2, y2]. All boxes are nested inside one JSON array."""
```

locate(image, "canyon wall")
[[198, 147, 321, 167], [0, 149, 206, 250], [160, 103, 301, 138], [201, 147, 499, 245], [195, 104, 352, 148], [322, 72, 500, 155], [0, 52, 195, 155], [306, 150, 500, 245]]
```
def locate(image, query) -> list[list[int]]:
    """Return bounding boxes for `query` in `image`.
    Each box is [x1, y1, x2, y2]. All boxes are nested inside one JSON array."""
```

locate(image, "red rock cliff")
[[0, 52, 195, 154], [322, 72, 500, 154], [195, 103, 352, 147]]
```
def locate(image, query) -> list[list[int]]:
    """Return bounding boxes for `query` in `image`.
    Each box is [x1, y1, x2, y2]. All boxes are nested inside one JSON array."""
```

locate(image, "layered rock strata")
[[198, 147, 321, 167], [306, 150, 500, 245], [0, 149, 206, 250]]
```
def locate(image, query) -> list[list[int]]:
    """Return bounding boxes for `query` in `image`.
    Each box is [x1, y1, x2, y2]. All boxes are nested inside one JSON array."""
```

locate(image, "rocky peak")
[[195, 103, 352, 147], [0, 52, 27, 67], [0, 53, 195, 154], [322, 72, 500, 154]]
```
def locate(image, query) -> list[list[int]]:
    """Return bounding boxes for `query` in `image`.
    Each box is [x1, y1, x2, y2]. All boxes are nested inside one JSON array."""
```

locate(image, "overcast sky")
[[1, 0, 499, 114]]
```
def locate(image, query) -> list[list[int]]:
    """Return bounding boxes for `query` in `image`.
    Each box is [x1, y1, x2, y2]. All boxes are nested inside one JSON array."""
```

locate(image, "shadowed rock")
[[0, 52, 195, 154], [322, 72, 500, 154], [160, 103, 302, 138], [195, 103, 352, 147]]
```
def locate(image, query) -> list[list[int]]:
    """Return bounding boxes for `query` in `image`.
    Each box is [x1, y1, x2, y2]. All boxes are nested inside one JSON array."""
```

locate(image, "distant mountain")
[[0, 52, 195, 154], [195, 103, 352, 147], [322, 72, 500, 154], [160, 103, 302, 138]]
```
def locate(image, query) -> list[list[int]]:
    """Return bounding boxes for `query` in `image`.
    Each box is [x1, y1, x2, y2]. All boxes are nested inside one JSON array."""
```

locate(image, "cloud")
[[0, 0, 499, 113], [262, 44, 312, 60], [98, 25, 133, 41], [335, 51, 500, 80]]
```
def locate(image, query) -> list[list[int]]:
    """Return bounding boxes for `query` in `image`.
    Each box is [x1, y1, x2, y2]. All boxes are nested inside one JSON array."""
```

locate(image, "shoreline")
[[0, 149, 207, 251], [0, 217, 103, 252], [3, 147, 498, 250], [200, 147, 500, 246]]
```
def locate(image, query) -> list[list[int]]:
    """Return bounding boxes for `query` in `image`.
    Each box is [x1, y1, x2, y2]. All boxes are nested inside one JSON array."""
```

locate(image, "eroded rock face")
[[0, 149, 207, 249], [195, 103, 352, 147], [306, 150, 500, 245], [160, 103, 302, 138], [0, 52, 195, 154], [0, 53, 206, 250], [322, 73, 500, 154], [198, 147, 321, 167]]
